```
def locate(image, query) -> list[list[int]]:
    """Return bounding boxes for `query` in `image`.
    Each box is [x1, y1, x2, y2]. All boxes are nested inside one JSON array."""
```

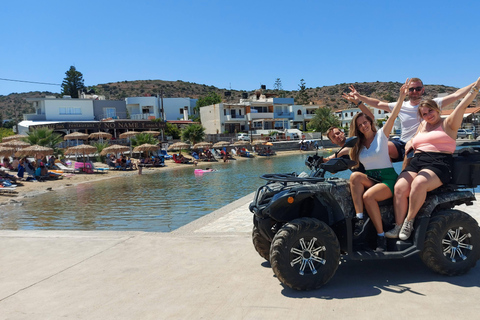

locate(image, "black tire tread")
[[420, 209, 480, 276], [270, 218, 340, 290], [252, 225, 271, 261]]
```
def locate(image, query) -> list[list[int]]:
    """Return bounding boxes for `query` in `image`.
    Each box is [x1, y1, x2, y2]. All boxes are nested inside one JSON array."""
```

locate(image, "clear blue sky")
[[1, 0, 479, 96]]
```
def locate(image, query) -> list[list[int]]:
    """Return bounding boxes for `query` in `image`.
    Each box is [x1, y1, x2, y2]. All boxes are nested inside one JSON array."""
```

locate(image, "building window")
[[104, 108, 116, 119], [350, 112, 353, 117], [378, 110, 381, 114], [297, 110, 302, 115], [224, 109, 227, 116], [59, 107, 82, 115], [180, 108, 183, 114], [238, 109, 242, 116]]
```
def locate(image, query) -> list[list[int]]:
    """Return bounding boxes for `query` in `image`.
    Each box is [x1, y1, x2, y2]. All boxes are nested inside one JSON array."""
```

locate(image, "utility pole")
[[159, 90, 165, 142]]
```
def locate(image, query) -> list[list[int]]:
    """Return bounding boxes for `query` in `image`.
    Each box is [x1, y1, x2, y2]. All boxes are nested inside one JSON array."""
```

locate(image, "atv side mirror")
[[335, 136, 358, 158]]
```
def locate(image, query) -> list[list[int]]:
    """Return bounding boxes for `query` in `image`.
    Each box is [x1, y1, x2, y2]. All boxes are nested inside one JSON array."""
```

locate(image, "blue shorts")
[[390, 138, 406, 162]]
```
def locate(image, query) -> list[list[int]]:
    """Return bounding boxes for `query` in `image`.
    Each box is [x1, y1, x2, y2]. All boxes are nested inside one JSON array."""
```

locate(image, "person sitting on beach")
[[2, 157, 13, 170], [345, 78, 475, 161], [11, 157, 19, 171], [16, 159, 26, 179], [349, 79, 409, 252], [385, 76, 480, 240]]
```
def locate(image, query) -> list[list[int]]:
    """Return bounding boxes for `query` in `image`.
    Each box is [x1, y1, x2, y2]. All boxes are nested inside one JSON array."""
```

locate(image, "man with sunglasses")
[[346, 78, 473, 160]]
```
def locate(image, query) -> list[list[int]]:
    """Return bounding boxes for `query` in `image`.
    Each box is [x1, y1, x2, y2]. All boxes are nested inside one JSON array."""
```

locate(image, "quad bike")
[[249, 137, 480, 291]]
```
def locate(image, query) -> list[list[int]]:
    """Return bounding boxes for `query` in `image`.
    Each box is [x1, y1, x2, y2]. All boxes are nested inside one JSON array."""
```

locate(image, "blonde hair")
[[410, 77, 423, 86], [417, 99, 440, 120], [349, 112, 377, 168]]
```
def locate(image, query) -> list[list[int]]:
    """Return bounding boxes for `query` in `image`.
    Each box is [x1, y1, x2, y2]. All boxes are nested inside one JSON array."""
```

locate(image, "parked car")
[[237, 133, 250, 141], [457, 129, 473, 138]]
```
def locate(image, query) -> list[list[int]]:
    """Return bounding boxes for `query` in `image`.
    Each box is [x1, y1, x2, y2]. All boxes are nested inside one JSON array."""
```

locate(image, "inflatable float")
[[194, 168, 217, 174]]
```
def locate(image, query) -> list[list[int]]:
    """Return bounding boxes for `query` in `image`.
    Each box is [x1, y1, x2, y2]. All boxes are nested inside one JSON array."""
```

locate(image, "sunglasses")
[[409, 86, 423, 92]]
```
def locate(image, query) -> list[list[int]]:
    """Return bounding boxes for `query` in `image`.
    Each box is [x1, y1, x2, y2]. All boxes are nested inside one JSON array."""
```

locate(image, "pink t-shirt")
[[412, 124, 456, 153]]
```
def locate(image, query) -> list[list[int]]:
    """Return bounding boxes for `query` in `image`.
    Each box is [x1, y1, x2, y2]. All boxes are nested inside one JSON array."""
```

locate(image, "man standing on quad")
[[346, 78, 474, 161]]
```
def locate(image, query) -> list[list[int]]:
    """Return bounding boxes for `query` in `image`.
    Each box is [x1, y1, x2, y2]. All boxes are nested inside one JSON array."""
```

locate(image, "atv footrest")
[[347, 245, 420, 261]]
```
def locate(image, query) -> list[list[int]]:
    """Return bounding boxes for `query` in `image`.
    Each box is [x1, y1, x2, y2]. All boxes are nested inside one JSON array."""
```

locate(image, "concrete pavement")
[[1, 194, 480, 319]]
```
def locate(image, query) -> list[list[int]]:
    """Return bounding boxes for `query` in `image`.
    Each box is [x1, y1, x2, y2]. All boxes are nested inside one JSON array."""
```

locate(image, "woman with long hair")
[[386, 77, 480, 240], [349, 79, 409, 252]]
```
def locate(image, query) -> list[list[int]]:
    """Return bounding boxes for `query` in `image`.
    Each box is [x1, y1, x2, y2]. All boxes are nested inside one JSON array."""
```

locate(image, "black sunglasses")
[[409, 86, 423, 92]]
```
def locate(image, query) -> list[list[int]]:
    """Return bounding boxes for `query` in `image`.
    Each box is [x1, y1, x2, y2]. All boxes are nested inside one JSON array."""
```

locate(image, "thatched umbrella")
[[142, 130, 161, 137], [168, 142, 191, 151], [212, 141, 230, 148], [89, 131, 112, 143], [1, 134, 28, 142], [133, 143, 160, 158], [133, 143, 160, 153], [193, 142, 213, 149], [231, 140, 251, 147], [0, 140, 31, 149], [65, 145, 97, 165], [64, 132, 89, 147], [100, 144, 130, 156], [251, 139, 266, 146], [16, 145, 53, 158], [119, 131, 141, 155], [0, 146, 15, 157]]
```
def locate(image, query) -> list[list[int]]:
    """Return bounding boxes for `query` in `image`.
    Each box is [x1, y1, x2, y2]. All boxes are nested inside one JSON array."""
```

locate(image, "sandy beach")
[[0, 149, 318, 207]]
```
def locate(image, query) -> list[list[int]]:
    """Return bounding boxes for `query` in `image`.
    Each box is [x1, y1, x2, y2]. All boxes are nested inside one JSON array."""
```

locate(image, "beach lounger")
[[56, 162, 77, 173], [87, 161, 109, 173]]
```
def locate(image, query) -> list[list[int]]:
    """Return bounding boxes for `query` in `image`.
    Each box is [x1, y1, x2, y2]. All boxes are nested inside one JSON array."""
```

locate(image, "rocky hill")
[[0, 80, 461, 122]]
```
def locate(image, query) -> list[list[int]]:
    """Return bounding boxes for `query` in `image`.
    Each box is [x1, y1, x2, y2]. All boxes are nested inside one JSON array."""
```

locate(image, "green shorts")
[[365, 167, 398, 194]]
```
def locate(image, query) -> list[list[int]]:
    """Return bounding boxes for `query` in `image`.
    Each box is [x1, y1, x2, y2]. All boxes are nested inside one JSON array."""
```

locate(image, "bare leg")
[[388, 141, 399, 161], [350, 172, 375, 214], [406, 169, 443, 221], [363, 183, 393, 234], [393, 171, 416, 225]]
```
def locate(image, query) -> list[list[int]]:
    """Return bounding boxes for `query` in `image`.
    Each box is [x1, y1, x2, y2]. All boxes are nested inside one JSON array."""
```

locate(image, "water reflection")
[[2, 148, 478, 232]]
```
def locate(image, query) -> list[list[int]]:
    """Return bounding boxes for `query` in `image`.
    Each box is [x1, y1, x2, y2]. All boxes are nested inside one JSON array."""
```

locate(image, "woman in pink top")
[[386, 76, 480, 240]]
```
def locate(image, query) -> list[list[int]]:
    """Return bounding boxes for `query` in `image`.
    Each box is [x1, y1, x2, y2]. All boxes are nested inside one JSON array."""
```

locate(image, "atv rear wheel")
[[270, 217, 340, 290], [252, 225, 271, 261], [420, 209, 480, 276]]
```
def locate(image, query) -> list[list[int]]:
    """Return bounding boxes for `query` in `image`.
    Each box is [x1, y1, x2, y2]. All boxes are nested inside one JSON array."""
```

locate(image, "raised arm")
[[347, 85, 391, 112], [382, 79, 410, 138], [441, 81, 477, 108], [341, 92, 376, 120], [444, 77, 480, 134]]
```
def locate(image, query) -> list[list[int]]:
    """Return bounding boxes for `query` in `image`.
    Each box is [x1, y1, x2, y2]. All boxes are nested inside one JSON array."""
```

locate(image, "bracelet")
[[470, 86, 479, 94], [356, 101, 362, 107]]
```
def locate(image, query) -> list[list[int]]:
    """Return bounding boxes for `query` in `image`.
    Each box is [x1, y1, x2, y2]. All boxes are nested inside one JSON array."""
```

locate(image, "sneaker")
[[399, 219, 414, 240], [353, 218, 368, 237], [385, 224, 402, 239], [375, 235, 387, 252]]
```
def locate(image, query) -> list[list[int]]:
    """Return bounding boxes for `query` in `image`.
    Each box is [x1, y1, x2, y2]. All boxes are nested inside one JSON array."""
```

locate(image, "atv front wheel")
[[270, 218, 340, 290], [420, 209, 480, 276], [252, 225, 271, 261]]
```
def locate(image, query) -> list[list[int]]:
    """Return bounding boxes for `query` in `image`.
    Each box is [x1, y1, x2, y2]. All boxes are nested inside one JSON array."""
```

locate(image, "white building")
[[125, 96, 197, 121], [335, 105, 400, 132]]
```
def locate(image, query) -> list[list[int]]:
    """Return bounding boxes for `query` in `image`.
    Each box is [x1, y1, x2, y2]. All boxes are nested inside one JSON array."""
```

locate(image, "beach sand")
[[0, 149, 318, 207]]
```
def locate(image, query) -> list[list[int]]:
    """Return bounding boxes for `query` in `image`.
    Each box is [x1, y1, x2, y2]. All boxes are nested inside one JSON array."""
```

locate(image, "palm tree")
[[307, 107, 340, 147], [181, 124, 205, 145], [131, 133, 159, 147], [24, 127, 64, 155], [93, 141, 110, 162]]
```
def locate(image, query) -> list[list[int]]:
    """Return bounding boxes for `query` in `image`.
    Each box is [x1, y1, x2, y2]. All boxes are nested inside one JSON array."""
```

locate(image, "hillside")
[[0, 80, 461, 122]]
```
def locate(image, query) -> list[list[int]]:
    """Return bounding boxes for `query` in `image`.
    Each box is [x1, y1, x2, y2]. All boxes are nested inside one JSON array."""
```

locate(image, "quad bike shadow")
[[250, 136, 480, 291]]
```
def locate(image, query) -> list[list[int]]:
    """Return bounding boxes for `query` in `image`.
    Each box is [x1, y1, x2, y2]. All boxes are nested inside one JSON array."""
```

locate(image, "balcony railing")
[[130, 113, 157, 120], [273, 112, 293, 119], [225, 114, 246, 121], [23, 113, 46, 121]]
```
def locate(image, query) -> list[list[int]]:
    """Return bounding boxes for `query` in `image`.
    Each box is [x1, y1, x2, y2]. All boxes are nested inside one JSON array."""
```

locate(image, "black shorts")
[[403, 152, 454, 184], [390, 138, 406, 162]]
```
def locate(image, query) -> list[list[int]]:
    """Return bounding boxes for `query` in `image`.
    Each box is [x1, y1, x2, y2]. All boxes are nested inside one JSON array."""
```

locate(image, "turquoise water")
[[0, 152, 327, 232], [1, 148, 478, 232]]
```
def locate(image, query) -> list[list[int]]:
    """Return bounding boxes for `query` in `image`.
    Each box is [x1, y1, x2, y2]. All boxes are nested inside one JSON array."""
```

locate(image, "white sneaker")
[[385, 224, 402, 239], [399, 219, 414, 240]]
